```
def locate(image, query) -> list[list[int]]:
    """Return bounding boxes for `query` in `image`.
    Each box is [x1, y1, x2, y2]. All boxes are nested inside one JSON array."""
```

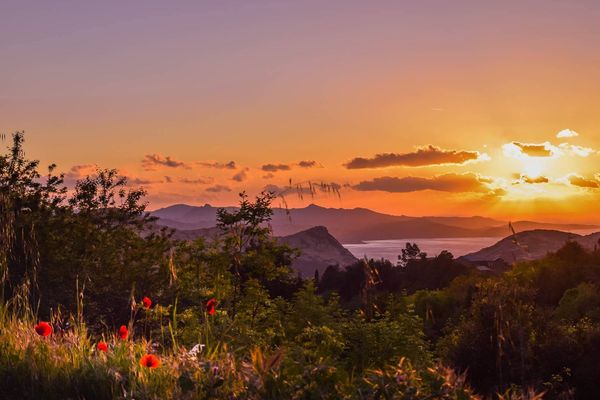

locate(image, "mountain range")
[[151, 203, 597, 243]]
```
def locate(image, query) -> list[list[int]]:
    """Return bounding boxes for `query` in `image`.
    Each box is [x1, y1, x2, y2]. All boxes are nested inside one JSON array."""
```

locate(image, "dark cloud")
[[262, 173, 275, 179], [353, 173, 492, 193], [180, 177, 214, 185], [197, 161, 237, 169], [515, 175, 549, 184], [206, 184, 232, 193], [568, 175, 599, 188], [298, 160, 319, 168], [262, 163, 292, 172], [344, 145, 487, 169], [232, 168, 249, 182], [142, 154, 190, 170], [511, 142, 553, 157]]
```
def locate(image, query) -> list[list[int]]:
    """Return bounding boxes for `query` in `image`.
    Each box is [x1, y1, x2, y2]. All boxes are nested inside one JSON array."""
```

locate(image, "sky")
[[2, 1, 600, 222]]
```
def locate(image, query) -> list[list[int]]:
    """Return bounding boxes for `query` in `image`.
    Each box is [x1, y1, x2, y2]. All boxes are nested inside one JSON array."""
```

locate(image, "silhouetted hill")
[[151, 204, 597, 243], [166, 224, 357, 277], [461, 229, 600, 263], [278, 226, 358, 277]]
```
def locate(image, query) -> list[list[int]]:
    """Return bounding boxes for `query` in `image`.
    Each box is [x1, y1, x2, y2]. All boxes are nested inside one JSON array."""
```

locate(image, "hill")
[[168, 224, 357, 277], [461, 229, 600, 263]]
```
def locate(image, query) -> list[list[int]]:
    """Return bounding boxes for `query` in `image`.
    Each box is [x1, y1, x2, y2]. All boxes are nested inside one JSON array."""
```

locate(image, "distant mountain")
[[167, 224, 357, 277], [151, 203, 598, 243], [460, 229, 600, 263]]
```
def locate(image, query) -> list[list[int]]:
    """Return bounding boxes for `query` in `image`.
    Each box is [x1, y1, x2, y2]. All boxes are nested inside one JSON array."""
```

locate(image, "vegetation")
[[2, 131, 599, 399]]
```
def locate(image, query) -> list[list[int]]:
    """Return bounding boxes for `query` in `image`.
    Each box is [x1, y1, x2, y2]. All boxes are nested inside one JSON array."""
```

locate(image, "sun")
[[521, 158, 546, 178]]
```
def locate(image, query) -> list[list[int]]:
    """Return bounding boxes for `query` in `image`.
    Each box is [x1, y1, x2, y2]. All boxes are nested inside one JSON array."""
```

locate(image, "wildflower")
[[118, 325, 129, 340], [140, 354, 160, 368], [142, 296, 152, 309], [212, 365, 219, 376], [97, 341, 108, 352], [34, 321, 52, 337], [206, 298, 216, 315]]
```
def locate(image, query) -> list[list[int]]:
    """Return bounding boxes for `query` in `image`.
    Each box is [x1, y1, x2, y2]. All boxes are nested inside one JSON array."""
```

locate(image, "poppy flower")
[[97, 341, 108, 352], [140, 354, 160, 368], [34, 321, 52, 337], [206, 298, 216, 315], [118, 325, 129, 340], [142, 296, 152, 309]]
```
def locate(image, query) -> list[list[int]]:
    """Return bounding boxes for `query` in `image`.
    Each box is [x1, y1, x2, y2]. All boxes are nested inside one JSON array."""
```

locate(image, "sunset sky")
[[2, 1, 600, 222]]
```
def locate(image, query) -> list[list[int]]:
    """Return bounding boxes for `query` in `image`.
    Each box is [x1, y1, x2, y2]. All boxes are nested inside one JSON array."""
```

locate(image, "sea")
[[342, 229, 599, 263], [343, 237, 499, 262]]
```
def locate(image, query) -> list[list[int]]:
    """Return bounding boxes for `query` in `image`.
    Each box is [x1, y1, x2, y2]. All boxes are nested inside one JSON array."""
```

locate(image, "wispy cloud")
[[206, 184, 232, 193], [180, 177, 214, 185], [344, 145, 489, 169], [142, 154, 190, 170], [197, 161, 237, 170]]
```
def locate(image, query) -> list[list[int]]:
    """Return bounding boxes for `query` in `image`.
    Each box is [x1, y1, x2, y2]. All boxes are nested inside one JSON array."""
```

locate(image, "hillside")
[[278, 226, 358, 277], [461, 229, 600, 263], [168, 224, 357, 276]]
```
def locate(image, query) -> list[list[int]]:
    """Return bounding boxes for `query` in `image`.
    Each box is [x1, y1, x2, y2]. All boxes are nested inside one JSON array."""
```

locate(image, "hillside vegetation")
[[3, 132, 600, 399]]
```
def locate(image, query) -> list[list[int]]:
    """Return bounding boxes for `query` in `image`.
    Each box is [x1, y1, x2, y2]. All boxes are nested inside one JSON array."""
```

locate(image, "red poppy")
[[206, 298, 216, 315], [34, 321, 52, 337], [97, 341, 108, 352], [142, 296, 152, 309], [118, 325, 129, 340], [140, 354, 160, 368]]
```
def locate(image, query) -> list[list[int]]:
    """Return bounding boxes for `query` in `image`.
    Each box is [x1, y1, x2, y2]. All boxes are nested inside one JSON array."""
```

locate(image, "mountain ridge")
[[151, 203, 598, 243]]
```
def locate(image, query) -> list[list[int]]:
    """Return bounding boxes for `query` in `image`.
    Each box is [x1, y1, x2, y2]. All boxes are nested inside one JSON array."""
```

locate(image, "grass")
[[0, 298, 490, 400]]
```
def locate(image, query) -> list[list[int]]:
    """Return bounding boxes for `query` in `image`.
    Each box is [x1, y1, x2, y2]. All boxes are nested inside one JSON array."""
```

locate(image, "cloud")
[[556, 129, 579, 138], [164, 176, 173, 183], [262, 163, 292, 172], [64, 164, 96, 179], [197, 161, 237, 169], [262, 173, 275, 179], [353, 173, 493, 193], [567, 174, 599, 188], [558, 143, 595, 157], [514, 175, 549, 184], [232, 168, 249, 182], [126, 177, 162, 185], [142, 154, 190, 170], [344, 145, 489, 169], [503, 142, 560, 158], [206, 184, 232, 193], [504, 141, 596, 160], [298, 160, 320, 168], [179, 177, 214, 185]]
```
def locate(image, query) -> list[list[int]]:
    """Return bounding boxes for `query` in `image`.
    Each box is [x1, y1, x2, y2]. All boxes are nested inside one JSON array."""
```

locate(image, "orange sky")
[[2, 1, 600, 222]]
